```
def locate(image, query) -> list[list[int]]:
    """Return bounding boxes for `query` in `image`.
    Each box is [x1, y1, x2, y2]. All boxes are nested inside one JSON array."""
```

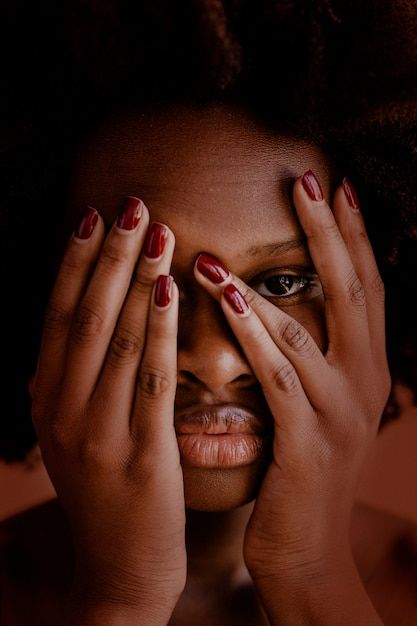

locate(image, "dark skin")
[[2, 104, 417, 625], [66, 103, 330, 514]]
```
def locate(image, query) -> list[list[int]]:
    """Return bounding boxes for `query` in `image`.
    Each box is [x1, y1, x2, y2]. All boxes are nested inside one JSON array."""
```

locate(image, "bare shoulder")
[[352, 502, 417, 626], [0, 499, 72, 626]]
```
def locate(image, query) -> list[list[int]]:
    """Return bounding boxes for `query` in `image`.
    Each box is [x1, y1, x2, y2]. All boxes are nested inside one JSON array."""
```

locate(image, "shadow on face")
[[66, 103, 338, 511]]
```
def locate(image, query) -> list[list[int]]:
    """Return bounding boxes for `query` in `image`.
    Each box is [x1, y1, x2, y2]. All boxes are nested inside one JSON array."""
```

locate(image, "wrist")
[[250, 550, 383, 626], [64, 572, 184, 626], [63, 594, 181, 626], [63, 601, 173, 626]]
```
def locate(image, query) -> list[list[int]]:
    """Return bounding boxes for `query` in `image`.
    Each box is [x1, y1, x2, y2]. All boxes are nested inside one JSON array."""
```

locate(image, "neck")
[[185, 501, 255, 583]]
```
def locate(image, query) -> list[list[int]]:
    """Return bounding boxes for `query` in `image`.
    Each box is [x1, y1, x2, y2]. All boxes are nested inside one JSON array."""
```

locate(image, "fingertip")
[[194, 253, 231, 285], [221, 283, 251, 318], [301, 170, 324, 202], [341, 177, 361, 213], [73, 206, 100, 241], [153, 274, 175, 310]]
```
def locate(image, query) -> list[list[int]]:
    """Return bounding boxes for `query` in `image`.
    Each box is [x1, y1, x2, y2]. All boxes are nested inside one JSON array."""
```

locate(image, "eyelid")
[[250, 269, 321, 300], [249, 265, 319, 283]]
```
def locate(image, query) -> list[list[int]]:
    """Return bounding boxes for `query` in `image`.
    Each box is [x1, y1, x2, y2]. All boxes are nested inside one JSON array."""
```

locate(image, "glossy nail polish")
[[196, 254, 230, 283], [302, 170, 323, 201], [116, 197, 143, 230], [154, 275, 173, 307], [75, 206, 99, 239], [223, 284, 249, 315], [144, 222, 168, 258], [342, 177, 360, 213]]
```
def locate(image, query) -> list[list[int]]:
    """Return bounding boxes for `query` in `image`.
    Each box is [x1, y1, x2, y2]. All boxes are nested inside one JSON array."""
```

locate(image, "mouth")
[[175, 403, 271, 469]]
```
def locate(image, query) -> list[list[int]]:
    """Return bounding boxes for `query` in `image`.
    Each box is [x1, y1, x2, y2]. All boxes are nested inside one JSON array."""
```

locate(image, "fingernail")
[[196, 254, 230, 284], [75, 206, 99, 239], [154, 275, 173, 307], [342, 177, 360, 213], [302, 170, 323, 201], [116, 197, 143, 230], [223, 284, 249, 315], [144, 222, 168, 259]]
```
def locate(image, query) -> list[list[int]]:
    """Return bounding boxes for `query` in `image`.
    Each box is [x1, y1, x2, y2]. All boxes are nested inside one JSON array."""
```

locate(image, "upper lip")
[[174, 403, 268, 436]]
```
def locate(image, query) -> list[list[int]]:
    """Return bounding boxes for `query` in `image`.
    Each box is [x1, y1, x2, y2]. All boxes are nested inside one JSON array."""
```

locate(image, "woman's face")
[[67, 103, 337, 511]]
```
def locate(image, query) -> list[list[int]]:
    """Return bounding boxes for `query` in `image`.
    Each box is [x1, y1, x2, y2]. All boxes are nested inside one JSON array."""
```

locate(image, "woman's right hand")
[[31, 198, 185, 624]]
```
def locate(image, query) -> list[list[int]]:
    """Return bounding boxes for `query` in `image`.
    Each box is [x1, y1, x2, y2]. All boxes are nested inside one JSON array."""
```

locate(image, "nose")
[[177, 291, 257, 394]]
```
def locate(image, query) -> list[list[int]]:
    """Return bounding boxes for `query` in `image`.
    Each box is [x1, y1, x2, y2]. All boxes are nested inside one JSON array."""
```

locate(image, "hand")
[[194, 173, 389, 624], [31, 199, 186, 622]]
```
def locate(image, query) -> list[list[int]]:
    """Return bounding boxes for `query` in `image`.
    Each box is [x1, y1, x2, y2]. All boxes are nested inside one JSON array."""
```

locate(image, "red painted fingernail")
[[144, 222, 168, 258], [196, 254, 230, 283], [342, 177, 360, 213], [223, 284, 249, 315], [75, 206, 99, 239], [154, 275, 173, 307], [116, 197, 143, 230], [302, 170, 323, 201]]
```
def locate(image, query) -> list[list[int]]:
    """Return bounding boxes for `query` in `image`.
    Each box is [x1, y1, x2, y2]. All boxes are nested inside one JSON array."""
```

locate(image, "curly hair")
[[1, 0, 417, 461]]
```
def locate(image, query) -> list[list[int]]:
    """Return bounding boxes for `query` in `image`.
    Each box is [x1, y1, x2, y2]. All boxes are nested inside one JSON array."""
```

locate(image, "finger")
[[130, 275, 180, 454], [93, 222, 176, 426], [217, 282, 314, 436], [62, 197, 150, 402], [333, 179, 387, 365], [35, 207, 105, 401], [194, 254, 331, 409], [293, 171, 371, 359]]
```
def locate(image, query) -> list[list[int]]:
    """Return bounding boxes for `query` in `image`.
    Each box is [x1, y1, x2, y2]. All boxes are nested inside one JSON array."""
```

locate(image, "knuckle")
[[138, 365, 172, 400], [237, 283, 264, 310], [72, 304, 105, 344], [370, 271, 385, 302], [131, 270, 155, 297], [279, 318, 312, 354], [270, 361, 299, 396], [308, 217, 341, 242], [108, 327, 143, 367], [100, 242, 128, 272], [77, 437, 112, 469], [61, 248, 88, 275], [43, 302, 72, 337], [357, 227, 370, 244], [48, 420, 77, 452], [345, 272, 366, 308]]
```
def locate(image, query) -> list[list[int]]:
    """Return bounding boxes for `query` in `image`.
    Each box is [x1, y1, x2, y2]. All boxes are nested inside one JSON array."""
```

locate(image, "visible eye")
[[251, 273, 319, 299]]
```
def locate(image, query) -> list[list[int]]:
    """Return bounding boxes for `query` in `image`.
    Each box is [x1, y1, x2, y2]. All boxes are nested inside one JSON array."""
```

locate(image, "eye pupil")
[[264, 275, 294, 295]]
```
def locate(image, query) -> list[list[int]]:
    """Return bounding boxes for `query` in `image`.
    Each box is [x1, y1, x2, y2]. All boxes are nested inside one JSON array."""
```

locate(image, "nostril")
[[234, 373, 256, 385], [179, 371, 202, 384]]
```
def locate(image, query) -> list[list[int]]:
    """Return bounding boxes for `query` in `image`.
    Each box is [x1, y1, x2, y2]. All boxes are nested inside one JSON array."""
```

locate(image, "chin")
[[182, 456, 270, 512]]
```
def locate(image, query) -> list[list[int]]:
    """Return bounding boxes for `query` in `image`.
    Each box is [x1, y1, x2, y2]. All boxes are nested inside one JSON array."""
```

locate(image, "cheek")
[[280, 293, 327, 353]]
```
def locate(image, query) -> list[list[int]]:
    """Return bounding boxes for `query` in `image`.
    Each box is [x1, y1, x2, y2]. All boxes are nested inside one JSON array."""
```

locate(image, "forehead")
[[66, 104, 336, 255]]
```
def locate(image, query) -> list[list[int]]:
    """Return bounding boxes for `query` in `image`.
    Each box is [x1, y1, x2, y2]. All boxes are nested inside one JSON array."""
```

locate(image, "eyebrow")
[[244, 237, 307, 257]]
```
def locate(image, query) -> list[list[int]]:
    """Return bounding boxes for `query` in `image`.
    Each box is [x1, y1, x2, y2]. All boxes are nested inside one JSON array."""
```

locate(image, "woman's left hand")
[[193, 171, 390, 625]]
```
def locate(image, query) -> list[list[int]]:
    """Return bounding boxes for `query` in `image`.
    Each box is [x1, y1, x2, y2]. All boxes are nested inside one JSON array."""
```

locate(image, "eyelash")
[[251, 273, 317, 300]]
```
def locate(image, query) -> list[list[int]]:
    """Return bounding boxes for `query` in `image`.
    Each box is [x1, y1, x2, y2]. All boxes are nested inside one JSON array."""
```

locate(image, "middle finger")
[[292, 171, 371, 360]]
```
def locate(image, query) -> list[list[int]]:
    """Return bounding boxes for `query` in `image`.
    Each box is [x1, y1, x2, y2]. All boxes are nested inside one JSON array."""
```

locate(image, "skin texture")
[[65, 103, 332, 511], [28, 103, 391, 624]]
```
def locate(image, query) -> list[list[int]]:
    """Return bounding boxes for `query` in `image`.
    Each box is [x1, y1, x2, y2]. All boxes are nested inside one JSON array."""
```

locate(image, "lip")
[[175, 403, 269, 468]]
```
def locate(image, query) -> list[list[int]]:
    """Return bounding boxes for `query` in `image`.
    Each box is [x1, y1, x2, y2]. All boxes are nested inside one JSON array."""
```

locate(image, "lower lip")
[[176, 432, 265, 468]]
